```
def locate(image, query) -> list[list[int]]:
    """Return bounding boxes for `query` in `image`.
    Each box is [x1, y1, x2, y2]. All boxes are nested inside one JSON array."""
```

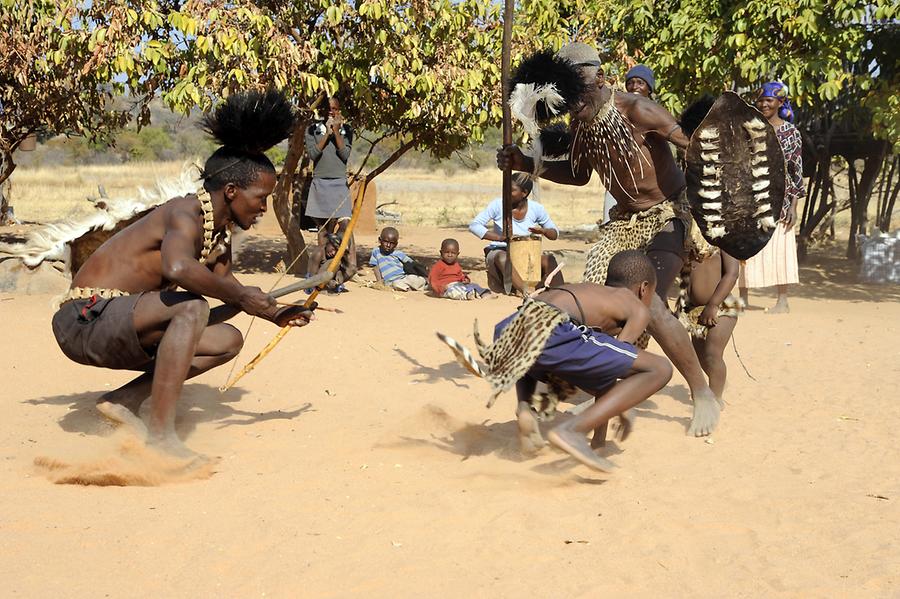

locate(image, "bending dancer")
[[50, 91, 313, 461], [439, 251, 672, 471], [498, 42, 720, 435]]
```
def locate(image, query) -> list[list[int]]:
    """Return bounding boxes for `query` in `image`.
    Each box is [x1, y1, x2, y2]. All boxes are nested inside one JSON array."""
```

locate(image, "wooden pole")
[[500, 0, 515, 294]]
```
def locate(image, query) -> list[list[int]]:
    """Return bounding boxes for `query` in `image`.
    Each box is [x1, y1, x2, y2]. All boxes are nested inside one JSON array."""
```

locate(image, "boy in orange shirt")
[[429, 238, 492, 300]]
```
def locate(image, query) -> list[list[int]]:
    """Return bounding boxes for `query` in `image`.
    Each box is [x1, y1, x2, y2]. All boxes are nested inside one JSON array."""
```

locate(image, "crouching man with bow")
[[51, 91, 313, 462]]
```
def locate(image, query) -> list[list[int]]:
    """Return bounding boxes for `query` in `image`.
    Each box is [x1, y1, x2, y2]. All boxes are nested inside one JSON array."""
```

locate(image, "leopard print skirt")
[[475, 299, 570, 407], [583, 195, 692, 285]]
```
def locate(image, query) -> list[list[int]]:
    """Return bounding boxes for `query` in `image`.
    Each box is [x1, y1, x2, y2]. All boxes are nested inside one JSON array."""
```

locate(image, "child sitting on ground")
[[428, 238, 492, 300], [675, 237, 740, 402], [439, 250, 672, 472], [368, 226, 427, 291], [306, 233, 356, 294]]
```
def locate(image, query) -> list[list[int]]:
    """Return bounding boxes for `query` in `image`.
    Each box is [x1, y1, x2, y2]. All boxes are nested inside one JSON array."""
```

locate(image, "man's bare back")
[[73, 196, 212, 293], [535, 282, 650, 344]]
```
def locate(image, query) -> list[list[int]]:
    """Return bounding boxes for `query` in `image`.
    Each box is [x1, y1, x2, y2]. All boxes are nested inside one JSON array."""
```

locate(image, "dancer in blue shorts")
[[488, 251, 672, 471]]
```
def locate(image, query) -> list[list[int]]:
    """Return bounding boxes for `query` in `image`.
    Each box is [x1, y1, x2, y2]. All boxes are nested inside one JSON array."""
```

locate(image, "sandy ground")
[[2, 218, 900, 598]]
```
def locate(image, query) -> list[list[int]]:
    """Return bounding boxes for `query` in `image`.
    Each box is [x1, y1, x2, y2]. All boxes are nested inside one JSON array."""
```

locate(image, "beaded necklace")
[[571, 88, 651, 202], [197, 189, 232, 265]]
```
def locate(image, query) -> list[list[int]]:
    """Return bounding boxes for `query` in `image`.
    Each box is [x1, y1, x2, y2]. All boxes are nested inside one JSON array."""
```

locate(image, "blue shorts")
[[494, 315, 637, 396]]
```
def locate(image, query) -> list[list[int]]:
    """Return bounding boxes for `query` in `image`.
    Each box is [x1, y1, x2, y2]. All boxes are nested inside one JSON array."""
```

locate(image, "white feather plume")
[[508, 83, 565, 136], [707, 226, 727, 239]]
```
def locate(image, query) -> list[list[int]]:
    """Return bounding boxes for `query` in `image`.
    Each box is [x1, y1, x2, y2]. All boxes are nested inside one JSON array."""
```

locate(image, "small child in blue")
[[369, 226, 427, 291]]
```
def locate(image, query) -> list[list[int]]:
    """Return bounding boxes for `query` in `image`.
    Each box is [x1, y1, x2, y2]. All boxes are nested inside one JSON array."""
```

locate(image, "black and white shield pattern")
[[685, 92, 785, 260]]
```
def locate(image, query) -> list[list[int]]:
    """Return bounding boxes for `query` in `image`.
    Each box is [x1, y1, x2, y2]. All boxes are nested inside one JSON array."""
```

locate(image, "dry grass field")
[[6, 160, 606, 229], [7, 160, 889, 238]]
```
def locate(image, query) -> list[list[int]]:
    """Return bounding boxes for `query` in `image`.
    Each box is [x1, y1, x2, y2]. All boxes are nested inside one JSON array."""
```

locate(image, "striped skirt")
[[739, 222, 799, 288]]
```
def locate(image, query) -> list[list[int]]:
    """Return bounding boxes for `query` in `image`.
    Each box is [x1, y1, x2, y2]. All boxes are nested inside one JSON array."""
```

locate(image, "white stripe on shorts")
[[575, 324, 638, 359]]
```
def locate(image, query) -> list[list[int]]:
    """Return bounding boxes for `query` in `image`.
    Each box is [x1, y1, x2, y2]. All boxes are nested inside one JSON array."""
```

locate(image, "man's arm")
[[469, 200, 504, 241], [530, 204, 559, 240], [333, 122, 351, 162], [368, 252, 385, 283], [496, 146, 591, 186], [629, 98, 691, 150], [306, 126, 326, 160], [614, 291, 652, 345], [700, 252, 739, 326], [160, 206, 274, 318]]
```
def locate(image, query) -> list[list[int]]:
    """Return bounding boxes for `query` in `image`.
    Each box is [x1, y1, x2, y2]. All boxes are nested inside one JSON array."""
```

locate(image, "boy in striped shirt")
[[368, 227, 427, 291]]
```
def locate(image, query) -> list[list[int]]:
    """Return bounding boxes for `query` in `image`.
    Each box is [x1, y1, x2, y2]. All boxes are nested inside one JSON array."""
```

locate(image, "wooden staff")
[[500, 0, 514, 294], [219, 178, 367, 392]]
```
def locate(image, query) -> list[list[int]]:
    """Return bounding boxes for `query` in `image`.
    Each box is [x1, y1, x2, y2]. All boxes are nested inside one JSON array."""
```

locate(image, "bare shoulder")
[[626, 94, 677, 130], [162, 195, 203, 231]]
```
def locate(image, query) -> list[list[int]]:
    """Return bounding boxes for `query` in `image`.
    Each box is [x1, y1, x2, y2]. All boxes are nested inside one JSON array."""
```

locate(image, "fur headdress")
[[200, 89, 295, 155], [508, 50, 586, 136]]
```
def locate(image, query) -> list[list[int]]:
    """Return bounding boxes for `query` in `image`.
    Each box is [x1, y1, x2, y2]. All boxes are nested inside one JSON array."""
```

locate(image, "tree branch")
[[352, 129, 396, 180], [366, 138, 417, 180]]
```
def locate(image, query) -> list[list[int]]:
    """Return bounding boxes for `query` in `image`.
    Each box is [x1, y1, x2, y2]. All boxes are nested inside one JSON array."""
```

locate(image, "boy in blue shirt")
[[368, 227, 427, 291], [469, 173, 564, 295]]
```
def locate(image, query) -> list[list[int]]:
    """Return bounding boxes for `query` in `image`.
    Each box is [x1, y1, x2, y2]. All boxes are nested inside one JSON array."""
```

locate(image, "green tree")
[[0, 0, 149, 184], [534, 0, 898, 256]]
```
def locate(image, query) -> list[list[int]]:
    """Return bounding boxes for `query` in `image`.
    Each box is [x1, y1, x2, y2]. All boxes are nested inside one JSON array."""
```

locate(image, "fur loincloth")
[[473, 298, 569, 407], [583, 195, 692, 349], [528, 374, 579, 419], [675, 294, 740, 339], [583, 195, 692, 286]]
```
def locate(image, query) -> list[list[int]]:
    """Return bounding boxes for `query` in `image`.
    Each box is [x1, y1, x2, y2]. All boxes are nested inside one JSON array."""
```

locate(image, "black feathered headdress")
[[508, 50, 586, 135], [200, 89, 295, 155], [537, 123, 573, 160], [199, 90, 296, 189]]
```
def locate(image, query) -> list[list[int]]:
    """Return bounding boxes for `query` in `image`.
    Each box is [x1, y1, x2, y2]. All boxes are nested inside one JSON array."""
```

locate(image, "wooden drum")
[[509, 234, 542, 292]]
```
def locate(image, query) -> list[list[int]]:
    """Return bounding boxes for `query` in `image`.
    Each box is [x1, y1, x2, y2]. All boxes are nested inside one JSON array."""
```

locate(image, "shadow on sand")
[[393, 347, 472, 388], [23, 384, 312, 440], [390, 410, 624, 469]]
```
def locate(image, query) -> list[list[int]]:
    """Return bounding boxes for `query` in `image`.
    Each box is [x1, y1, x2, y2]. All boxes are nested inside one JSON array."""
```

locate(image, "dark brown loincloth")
[[52, 294, 154, 371]]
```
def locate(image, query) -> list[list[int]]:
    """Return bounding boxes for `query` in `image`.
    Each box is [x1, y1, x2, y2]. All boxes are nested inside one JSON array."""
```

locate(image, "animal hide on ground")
[[0, 169, 200, 277], [684, 92, 785, 260]]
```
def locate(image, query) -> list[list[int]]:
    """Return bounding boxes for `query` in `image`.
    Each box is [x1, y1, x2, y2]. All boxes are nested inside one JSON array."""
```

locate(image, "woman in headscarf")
[[739, 81, 803, 313]]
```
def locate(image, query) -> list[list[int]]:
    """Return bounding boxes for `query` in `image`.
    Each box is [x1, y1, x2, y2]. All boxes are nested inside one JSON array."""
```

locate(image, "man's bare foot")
[[687, 390, 721, 437], [766, 299, 790, 314], [146, 429, 206, 462], [516, 401, 545, 455], [590, 421, 608, 449], [612, 410, 634, 442], [548, 427, 618, 473], [96, 401, 149, 438]]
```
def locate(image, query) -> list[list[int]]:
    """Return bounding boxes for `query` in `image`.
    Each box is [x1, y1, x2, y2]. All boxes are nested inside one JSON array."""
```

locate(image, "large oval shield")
[[685, 92, 785, 260]]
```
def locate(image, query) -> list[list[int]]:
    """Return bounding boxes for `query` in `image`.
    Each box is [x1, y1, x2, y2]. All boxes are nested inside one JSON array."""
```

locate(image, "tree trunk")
[[0, 141, 16, 225], [272, 121, 309, 274], [877, 155, 899, 232], [846, 151, 885, 258]]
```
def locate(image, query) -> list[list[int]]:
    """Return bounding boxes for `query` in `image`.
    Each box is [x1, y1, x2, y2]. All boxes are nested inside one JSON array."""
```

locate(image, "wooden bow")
[[219, 178, 367, 392]]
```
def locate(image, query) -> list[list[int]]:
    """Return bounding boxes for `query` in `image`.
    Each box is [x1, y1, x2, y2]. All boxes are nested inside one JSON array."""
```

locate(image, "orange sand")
[[1, 221, 899, 597]]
